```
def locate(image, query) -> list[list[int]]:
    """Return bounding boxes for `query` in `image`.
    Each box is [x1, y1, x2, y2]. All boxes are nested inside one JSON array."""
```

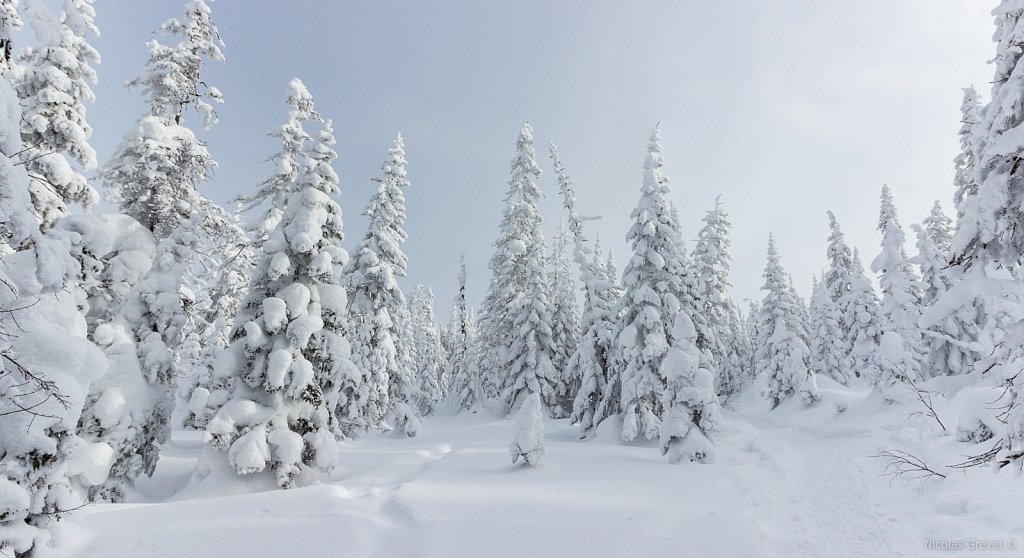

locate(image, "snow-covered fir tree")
[[870, 185, 925, 379], [16, 0, 99, 229], [408, 284, 447, 415], [937, 0, 1024, 470], [822, 211, 856, 378], [659, 311, 721, 463], [548, 220, 580, 408], [953, 86, 982, 215], [235, 78, 318, 251], [476, 122, 543, 403], [808, 276, 850, 384], [0, 5, 112, 549], [692, 195, 739, 396], [551, 143, 624, 436], [754, 235, 819, 409], [205, 116, 351, 488], [101, 0, 223, 238], [609, 128, 702, 441], [447, 255, 483, 411], [343, 133, 421, 436], [844, 250, 884, 384], [501, 228, 562, 414], [90, 0, 228, 498], [912, 204, 967, 378]]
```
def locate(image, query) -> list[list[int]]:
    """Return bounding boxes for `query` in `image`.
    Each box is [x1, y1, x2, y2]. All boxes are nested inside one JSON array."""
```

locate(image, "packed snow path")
[[44, 384, 1024, 558]]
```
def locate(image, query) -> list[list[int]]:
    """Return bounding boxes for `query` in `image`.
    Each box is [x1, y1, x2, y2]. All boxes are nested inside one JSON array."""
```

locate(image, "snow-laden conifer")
[[447, 256, 483, 411], [659, 311, 721, 463], [551, 143, 624, 435], [808, 276, 850, 384], [692, 196, 741, 396], [476, 123, 544, 403], [844, 250, 884, 383], [870, 185, 925, 377], [755, 235, 819, 408], [343, 134, 421, 436], [205, 117, 350, 487], [17, 0, 99, 228], [548, 220, 580, 405], [611, 128, 699, 441], [408, 284, 447, 414]]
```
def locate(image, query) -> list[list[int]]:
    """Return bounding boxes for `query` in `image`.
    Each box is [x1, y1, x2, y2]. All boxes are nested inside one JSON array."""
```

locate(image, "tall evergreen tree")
[[0, 5, 110, 551], [17, 0, 99, 228], [235, 78, 318, 251], [551, 144, 623, 435], [501, 229, 561, 414], [476, 122, 548, 410], [754, 235, 819, 408], [548, 220, 581, 407], [408, 284, 447, 415], [939, 1, 1024, 469], [93, 0, 227, 499], [343, 134, 421, 435], [808, 276, 850, 385], [822, 211, 856, 377], [447, 256, 483, 411], [870, 185, 925, 378], [608, 128, 700, 441], [206, 116, 350, 488], [692, 196, 739, 396], [953, 86, 982, 216], [845, 250, 884, 383]]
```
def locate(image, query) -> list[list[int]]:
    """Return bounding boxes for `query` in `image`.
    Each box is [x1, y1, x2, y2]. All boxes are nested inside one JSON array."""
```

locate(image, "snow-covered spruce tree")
[[476, 122, 547, 409], [501, 229, 562, 414], [408, 284, 446, 415], [953, 86, 982, 216], [343, 134, 421, 436], [692, 195, 738, 396], [204, 118, 350, 488], [609, 128, 702, 441], [102, 0, 223, 238], [844, 250, 884, 385], [235, 78, 318, 252], [912, 207, 968, 378], [723, 300, 754, 389], [870, 185, 925, 381], [447, 255, 483, 411], [822, 211, 856, 378], [92, 0, 227, 498], [0, 8, 112, 550], [16, 0, 99, 229], [924, 200, 954, 260], [659, 311, 721, 463], [550, 143, 623, 435], [509, 392, 545, 466], [185, 79, 318, 432], [754, 235, 818, 409], [548, 220, 580, 407], [935, 0, 1024, 470], [808, 276, 850, 385]]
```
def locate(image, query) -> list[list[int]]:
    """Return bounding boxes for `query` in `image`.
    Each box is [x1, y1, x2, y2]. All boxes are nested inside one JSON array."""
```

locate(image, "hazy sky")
[[65, 1, 995, 314]]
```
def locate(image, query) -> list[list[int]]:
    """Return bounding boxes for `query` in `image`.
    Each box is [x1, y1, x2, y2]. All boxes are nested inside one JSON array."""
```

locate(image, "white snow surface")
[[39, 379, 1024, 558]]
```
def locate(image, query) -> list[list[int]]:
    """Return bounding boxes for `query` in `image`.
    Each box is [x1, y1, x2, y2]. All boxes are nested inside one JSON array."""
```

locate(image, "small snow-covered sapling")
[[510, 393, 545, 465]]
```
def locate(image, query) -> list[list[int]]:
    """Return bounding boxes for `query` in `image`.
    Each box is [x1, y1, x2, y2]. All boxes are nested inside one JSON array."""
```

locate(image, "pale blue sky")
[[65, 1, 994, 313]]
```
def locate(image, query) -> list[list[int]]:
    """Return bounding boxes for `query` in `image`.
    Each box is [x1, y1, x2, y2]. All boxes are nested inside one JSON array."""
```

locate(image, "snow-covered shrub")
[[510, 393, 545, 465]]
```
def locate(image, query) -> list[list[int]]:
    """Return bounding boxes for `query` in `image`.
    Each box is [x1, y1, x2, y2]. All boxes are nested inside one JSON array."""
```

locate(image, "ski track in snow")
[[45, 388, 1020, 558]]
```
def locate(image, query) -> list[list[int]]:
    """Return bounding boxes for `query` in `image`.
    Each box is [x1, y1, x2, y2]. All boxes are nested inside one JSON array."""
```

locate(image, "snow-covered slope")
[[40, 379, 1024, 558]]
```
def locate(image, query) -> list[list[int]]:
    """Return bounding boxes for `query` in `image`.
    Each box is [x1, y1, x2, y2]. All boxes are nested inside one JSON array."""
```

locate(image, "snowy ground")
[[40, 379, 1024, 558]]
